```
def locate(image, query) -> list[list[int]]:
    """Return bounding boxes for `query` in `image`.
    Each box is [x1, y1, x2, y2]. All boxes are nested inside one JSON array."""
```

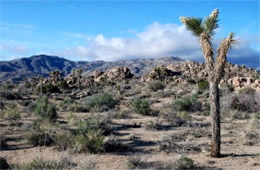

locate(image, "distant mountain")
[[0, 55, 184, 82]]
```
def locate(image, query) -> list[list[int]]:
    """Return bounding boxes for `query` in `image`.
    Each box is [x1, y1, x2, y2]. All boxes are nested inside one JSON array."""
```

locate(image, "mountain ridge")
[[0, 54, 184, 82]]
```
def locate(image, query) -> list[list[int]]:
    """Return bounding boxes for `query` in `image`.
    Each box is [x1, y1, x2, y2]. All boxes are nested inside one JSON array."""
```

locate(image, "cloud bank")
[[58, 22, 259, 68]]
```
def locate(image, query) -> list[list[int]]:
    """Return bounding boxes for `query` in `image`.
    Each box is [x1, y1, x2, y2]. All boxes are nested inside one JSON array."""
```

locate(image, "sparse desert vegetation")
[[1, 6, 260, 170]]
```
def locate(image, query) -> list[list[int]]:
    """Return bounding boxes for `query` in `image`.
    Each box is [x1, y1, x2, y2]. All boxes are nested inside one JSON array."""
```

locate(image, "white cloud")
[[0, 43, 29, 55], [59, 22, 203, 61]]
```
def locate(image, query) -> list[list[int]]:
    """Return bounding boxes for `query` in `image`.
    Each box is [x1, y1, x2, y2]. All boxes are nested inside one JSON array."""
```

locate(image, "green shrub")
[[27, 130, 53, 146], [73, 131, 104, 153], [57, 80, 69, 90], [77, 117, 112, 136], [34, 96, 57, 121], [0, 107, 20, 120], [198, 80, 209, 90], [132, 99, 154, 116], [172, 95, 201, 112], [147, 81, 166, 92], [145, 119, 162, 130], [165, 111, 192, 126], [54, 131, 73, 151], [239, 87, 256, 95], [15, 157, 69, 170], [40, 83, 60, 94], [174, 156, 196, 170], [85, 93, 118, 112]]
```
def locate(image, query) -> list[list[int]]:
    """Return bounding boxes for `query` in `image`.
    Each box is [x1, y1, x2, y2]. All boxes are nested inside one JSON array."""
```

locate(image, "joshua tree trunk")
[[209, 81, 221, 157]]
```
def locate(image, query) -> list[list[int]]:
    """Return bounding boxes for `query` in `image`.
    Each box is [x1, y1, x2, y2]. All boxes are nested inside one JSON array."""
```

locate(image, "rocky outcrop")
[[142, 65, 181, 81], [225, 76, 260, 91], [94, 66, 135, 83]]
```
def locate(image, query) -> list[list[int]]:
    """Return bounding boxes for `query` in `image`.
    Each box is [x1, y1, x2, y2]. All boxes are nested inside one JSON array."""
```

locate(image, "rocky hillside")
[[0, 55, 183, 82]]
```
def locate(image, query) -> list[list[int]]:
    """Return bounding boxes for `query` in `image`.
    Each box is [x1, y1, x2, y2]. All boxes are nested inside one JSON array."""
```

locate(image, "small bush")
[[0, 107, 20, 120], [186, 78, 196, 85], [132, 99, 156, 116], [113, 109, 131, 119], [147, 81, 166, 92], [230, 95, 258, 113], [174, 156, 196, 170], [145, 119, 162, 130], [57, 80, 69, 90], [0, 135, 9, 150], [73, 132, 104, 153], [239, 87, 256, 95], [127, 155, 148, 169], [166, 111, 191, 127], [27, 130, 53, 146], [34, 96, 57, 121], [85, 93, 118, 112], [40, 83, 60, 94], [198, 80, 209, 90], [15, 157, 70, 170], [77, 117, 112, 136], [172, 95, 201, 112], [54, 131, 73, 151]]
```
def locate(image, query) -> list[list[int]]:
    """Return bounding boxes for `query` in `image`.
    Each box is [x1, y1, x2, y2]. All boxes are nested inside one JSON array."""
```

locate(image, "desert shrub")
[[147, 81, 166, 92], [239, 87, 256, 95], [66, 112, 80, 126], [40, 83, 60, 94], [0, 107, 20, 120], [85, 93, 118, 112], [172, 95, 201, 112], [244, 132, 260, 146], [230, 95, 258, 113], [113, 109, 131, 119], [174, 156, 196, 170], [254, 112, 260, 119], [0, 135, 9, 150], [103, 136, 129, 152], [72, 131, 104, 153], [57, 80, 69, 90], [15, 157, 70, 170], [127, 155, 148, 169], [145, 119, 162, 130], [68, 103, 88, 112], [54, 131, 73, 151], [59, 97, 75, 110], [198, 80, 209, 90], [27, 130, 53, 146], [34, 95, 57, 121], [186, 78, 196, 85], [162, 109, 191, 127], [0, 157, 10, 169], [0, 90, 20, 100], [78, 156, 97, 170], [76, 117, 112, 136], [132, 99, 157, 116]]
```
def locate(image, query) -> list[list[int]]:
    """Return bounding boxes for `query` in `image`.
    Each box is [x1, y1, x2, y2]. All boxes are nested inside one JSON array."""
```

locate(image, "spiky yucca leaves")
[[180, 17, 204, 37], [214, 32, 237, 83]]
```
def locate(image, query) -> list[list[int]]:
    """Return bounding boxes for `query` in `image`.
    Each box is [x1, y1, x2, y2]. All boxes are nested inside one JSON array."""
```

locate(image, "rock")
[[95, 66, 134, 83]]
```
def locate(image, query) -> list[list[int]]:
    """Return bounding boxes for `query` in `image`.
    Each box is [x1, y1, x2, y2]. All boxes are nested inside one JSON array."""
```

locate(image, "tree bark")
[[209, 81, 221, 158]]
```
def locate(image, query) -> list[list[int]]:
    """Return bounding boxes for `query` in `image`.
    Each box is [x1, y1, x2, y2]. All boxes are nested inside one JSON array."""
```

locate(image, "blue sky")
[[0, 0, 259, 68]]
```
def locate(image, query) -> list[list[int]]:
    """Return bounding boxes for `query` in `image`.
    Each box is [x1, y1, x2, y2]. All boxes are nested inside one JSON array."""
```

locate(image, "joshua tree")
[[180, 9, 236, 157], [50, 70, 61, 85], [72, 68, 83, 88]]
